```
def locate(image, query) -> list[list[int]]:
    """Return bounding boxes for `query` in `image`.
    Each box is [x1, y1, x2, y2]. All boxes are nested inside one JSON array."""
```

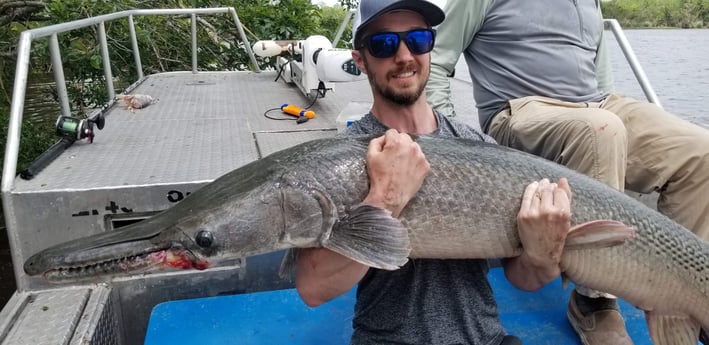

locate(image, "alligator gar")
[[24, 136, 709, 344]]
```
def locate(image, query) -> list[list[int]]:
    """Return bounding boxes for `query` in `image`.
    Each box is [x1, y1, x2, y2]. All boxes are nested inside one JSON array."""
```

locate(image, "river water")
[[607, 29, 709, 127], [454, 28, 709, 128]]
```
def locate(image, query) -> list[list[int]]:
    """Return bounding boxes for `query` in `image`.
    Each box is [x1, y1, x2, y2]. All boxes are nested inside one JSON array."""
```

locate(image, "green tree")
[[319, 5, 352, 48], [601, 0, 707, 28]]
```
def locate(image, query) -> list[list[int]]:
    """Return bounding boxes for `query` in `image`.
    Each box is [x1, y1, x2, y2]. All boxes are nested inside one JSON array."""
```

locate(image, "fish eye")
[[195, 230, 214, 248]]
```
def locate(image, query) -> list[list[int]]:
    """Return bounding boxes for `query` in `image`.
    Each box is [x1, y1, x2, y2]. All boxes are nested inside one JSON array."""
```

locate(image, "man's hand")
[[504, 178, 572, 291], [362, 129, 430, 217]]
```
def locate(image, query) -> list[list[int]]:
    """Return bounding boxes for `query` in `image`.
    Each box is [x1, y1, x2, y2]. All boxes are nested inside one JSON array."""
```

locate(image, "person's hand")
[[362, 129, 430, 217], [514, 178, 572, 287]]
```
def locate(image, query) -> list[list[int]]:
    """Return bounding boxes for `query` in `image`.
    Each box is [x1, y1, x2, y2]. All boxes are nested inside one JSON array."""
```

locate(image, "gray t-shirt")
[[342, 111, 505, 345]]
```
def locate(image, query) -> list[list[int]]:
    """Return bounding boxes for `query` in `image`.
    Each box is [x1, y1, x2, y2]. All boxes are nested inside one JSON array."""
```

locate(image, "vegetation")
[[0, 102, 55, 176], [602, 0, 709, 28], [0, 0, 707, 177]]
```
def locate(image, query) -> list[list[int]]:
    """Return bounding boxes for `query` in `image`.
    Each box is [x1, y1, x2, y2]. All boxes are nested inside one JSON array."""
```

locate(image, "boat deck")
[[15, 71, 369, 193]]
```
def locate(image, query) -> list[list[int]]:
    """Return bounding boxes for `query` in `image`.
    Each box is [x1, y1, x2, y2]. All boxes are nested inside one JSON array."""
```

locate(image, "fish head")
[[21, 217, 204, 282], [22, 157, 337, 283], [163, 178, 332, 267]]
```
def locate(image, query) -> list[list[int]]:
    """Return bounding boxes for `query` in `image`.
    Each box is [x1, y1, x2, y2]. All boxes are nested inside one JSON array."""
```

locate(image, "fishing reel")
[[55, 113, 105, 143], [19, 113, 106, 180]]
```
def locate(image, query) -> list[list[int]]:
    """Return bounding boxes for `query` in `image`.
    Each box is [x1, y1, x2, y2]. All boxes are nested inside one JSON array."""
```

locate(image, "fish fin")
[[560, 273, 570, 290], [323, 204, 410, 270], [564, 220, 636, 250], [278, 248, 298, 281], [646, 311, 701, 345]]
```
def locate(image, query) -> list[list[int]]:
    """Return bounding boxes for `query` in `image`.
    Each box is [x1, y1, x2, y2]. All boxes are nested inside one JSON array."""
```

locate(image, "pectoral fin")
[[277, 204, 410, 279], [564, 220, 636, 250], [323, 204, 410, 270], [646, 311, 701, 345]]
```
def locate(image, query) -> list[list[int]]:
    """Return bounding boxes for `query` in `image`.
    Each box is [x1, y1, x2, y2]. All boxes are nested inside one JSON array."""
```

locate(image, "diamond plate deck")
[[2, 288, 90, 345], [0, 286, 117, 345], [11, 72, 365, 191], [13, 70, 478, 192]]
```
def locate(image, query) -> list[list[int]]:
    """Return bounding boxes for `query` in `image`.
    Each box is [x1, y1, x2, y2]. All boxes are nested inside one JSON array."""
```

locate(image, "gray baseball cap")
[[353, 0, 445, 46]]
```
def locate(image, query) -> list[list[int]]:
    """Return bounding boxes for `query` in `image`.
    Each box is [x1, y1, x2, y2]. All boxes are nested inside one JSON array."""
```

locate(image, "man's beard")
[[374, 78, 425, 105], [364, 56, 428, 106]]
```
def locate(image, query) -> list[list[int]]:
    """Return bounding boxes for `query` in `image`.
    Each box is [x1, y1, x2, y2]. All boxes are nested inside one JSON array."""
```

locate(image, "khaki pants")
[[489, 93, 709, 239], [489, 94, 709, 296]]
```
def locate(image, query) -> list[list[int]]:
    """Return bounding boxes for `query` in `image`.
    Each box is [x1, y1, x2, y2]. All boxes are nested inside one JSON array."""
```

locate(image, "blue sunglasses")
[[358, 29, 436, 58]]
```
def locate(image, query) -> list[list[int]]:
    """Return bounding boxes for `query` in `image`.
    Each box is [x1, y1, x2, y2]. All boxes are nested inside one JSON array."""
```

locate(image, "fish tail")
[[324, 204, 410, 270]]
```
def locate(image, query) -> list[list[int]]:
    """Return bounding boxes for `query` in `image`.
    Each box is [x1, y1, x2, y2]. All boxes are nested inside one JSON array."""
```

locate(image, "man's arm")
[[427, 0, 490, 116], [296, 130, 430, 307], [296, 248, 369, 307], [503, 178, 572, 291]]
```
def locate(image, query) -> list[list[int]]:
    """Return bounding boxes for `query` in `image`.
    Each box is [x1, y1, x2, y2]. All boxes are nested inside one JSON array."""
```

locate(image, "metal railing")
[[331, 10, 355, 48], [604, 19, 663, 108], [2, 7, 259, 194]]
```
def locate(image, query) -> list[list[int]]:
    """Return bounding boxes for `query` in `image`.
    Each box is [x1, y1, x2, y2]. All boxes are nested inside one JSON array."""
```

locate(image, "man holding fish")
[[296, 1, 573, 344]]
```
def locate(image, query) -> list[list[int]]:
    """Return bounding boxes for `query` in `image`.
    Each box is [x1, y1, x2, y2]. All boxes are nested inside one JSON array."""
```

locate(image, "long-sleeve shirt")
[[426, 0, 615, 132]]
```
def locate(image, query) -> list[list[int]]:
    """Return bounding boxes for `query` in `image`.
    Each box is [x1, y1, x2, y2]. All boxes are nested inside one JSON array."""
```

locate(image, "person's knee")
[[558, 111, 627, 155], [666, 130, 709, 172], [552, 112, 627, 188], [582, 110, 627, 145], [531, 109, 625, 144]]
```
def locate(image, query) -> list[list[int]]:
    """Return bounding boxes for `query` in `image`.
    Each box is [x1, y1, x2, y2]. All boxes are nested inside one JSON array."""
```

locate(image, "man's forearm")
[[502, 254, 560, 292], [296, 248, 369, 307]]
